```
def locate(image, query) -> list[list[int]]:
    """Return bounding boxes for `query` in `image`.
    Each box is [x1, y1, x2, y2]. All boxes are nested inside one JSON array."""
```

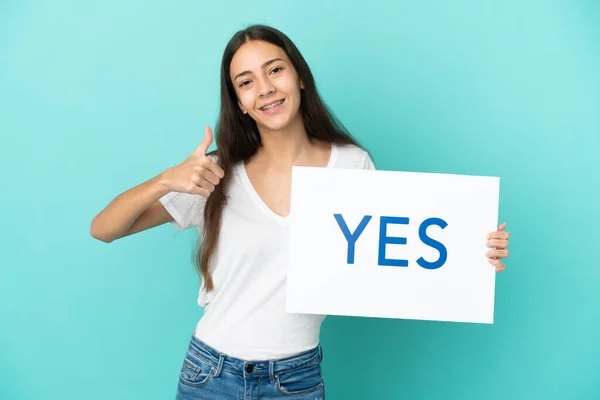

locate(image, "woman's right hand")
[[160, 126, 225, 198]]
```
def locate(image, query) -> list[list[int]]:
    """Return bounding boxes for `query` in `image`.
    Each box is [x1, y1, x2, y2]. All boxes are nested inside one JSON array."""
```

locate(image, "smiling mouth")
[[260, 99, 285, 111]]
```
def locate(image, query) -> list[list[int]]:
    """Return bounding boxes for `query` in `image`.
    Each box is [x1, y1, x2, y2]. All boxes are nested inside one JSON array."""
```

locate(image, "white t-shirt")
[[159, 142, 375, 360]]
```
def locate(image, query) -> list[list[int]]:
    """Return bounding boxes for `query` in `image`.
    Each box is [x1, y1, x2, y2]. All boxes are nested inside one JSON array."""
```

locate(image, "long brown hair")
[[197, 24, 365, 291]]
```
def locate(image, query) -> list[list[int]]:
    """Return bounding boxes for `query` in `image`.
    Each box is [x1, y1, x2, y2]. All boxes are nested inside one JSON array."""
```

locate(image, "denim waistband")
[[185, 331, 323, 379]]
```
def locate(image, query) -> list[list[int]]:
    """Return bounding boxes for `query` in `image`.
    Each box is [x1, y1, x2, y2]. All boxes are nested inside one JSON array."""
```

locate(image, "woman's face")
[[230, 40, 304, 132]]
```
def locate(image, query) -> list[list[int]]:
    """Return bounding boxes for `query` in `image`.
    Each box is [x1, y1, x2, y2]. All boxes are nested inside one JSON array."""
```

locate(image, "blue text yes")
[[333, 214, 448, 270]]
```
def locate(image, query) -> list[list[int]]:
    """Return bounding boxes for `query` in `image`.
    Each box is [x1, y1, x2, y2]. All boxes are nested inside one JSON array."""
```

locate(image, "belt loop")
[[269, 360, 276, 385], [318, 344, 323, 362], [213, 353, 225, 378]]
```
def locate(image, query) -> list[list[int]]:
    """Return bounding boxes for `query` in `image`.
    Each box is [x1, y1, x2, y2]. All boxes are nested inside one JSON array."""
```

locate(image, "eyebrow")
[[233, 58, 285, 81]]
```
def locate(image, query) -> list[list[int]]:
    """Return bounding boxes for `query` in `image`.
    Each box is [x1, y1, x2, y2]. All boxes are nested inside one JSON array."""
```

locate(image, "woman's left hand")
[[486, 222, 510, 272]]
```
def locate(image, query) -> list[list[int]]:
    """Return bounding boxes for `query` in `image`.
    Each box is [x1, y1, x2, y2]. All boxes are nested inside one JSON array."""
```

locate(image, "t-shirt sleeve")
[[159, 191, 206, 231], [363, 152, 376, 170]]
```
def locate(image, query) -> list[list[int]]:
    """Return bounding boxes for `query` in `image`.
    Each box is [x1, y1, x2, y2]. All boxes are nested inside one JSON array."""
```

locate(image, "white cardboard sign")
[[285, 167, 500, 324]]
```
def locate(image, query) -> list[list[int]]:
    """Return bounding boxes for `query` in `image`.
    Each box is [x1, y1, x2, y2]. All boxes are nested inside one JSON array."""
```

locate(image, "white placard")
[[286, 167, 500, 324]]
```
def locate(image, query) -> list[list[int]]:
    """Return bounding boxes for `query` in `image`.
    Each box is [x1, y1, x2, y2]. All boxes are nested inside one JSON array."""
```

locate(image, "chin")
[[257, 115, 294, 132]]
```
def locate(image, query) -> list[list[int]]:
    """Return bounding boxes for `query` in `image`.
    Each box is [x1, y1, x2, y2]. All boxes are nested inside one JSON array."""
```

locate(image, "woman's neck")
[[254, 115, 314, 169]]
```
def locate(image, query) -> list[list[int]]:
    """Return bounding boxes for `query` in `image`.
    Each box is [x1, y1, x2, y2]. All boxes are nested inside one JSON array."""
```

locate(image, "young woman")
[[91, 24, 510, 399]]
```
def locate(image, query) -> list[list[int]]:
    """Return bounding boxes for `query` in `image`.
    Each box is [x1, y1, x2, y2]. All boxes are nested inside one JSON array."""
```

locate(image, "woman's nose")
[[258, 78, 275, 97]]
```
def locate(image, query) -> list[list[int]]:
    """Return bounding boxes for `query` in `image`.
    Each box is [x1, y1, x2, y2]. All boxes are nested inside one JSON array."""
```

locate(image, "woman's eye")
[[240, 80, 251, 87], [271, 67, 283, 74]]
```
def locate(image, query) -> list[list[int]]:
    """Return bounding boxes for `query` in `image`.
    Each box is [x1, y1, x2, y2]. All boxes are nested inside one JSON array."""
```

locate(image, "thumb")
[[192, 126, 213, 157]]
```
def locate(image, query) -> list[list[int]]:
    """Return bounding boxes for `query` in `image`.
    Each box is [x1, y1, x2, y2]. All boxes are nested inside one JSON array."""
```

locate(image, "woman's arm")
[[90, 126, 223, 243], [90, 174, 173, 243]]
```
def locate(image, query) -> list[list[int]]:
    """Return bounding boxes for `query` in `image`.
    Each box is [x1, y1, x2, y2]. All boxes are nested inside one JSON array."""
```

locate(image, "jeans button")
[[245, 364, 255, 373]]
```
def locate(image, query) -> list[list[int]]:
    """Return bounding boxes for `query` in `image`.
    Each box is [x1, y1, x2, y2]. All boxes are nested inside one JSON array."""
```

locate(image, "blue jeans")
[[176, 332, 326, 399]]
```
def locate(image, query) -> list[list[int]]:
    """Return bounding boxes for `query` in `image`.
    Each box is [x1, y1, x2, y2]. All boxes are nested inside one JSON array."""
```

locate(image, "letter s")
[[417, 217, 448, 270]]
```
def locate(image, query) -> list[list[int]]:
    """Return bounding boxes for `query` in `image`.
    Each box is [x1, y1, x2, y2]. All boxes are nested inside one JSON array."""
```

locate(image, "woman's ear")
[[300, 81, 305, 90]]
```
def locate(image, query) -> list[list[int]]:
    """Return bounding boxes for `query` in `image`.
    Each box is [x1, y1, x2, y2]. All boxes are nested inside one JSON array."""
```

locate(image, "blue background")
[[1, 1, 598, 399]]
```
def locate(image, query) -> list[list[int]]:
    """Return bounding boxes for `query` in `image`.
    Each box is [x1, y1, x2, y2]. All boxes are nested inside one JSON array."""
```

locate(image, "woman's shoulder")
[[332, 142, 374, 170]]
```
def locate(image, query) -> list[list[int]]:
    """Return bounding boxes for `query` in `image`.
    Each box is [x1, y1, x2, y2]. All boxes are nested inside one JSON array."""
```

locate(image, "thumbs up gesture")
[[161, 127, 225, 198]]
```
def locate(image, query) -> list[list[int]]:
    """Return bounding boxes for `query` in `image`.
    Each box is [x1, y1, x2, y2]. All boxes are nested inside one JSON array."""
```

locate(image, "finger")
[[186, 183, 211, 198], [487, 231, 510, 240], [201, 170, 221, 186], [192, 126, 213, 157], [485, 249, 509, 259], [205, 159, 225, 179], [486, 239, 509, 249], [497, 222, 507, 231], [195, 188, 212, 198], [193, 161, 224, 182], [488, 258, 506, 272], [200, 180, 216, 193], [191, 174, 216, 192]]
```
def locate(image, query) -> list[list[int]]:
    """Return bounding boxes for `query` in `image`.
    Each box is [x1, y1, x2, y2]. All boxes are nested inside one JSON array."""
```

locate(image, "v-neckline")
[[238, 143, 338, 224]]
